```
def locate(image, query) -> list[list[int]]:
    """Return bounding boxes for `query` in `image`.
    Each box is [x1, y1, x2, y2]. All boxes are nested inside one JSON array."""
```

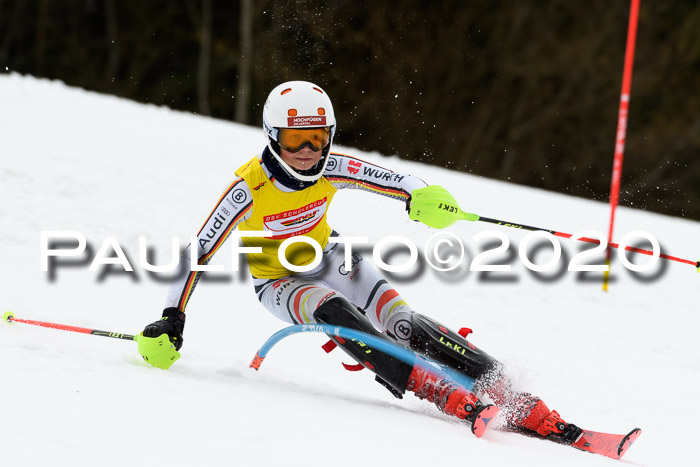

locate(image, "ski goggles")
[[278, 127, 331, 153]]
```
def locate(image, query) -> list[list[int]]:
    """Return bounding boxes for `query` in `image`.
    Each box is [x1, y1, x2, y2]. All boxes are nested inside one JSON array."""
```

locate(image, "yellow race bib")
[[235, 157, 337, 278]]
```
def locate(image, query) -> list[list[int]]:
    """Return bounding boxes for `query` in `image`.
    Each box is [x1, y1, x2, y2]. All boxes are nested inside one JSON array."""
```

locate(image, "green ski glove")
[[136, 332, 180, 369], [408, 185, 478, 229], [139, 308, 185, 369]]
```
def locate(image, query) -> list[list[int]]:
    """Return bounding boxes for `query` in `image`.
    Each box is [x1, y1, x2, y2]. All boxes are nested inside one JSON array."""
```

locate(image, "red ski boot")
[[515, 397, 583, 443], [479, 377, 582, 443], [406, 364, 499, 437]]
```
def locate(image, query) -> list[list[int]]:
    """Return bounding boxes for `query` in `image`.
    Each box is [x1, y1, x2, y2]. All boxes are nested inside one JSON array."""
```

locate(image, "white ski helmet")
[[263, 81, 336, 182]]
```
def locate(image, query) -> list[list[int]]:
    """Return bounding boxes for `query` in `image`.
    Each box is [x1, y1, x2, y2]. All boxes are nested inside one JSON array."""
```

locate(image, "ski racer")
[[139, 80, 582, 442]]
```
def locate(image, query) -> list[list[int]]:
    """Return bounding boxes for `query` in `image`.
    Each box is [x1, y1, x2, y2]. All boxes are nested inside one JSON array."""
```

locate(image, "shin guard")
[[408, 313, 502, 381], [313, 297, 413, 395]]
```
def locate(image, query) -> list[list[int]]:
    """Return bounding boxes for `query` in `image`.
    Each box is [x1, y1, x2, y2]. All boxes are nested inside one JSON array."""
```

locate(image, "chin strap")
[[261, 147, 319, 190]]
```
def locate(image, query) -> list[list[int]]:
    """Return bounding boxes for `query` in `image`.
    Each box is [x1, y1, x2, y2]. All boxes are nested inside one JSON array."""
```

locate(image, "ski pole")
[[3, 311, 137, 341], [473, 215, 700, 271], [3, 311, 180, 369], [409, 186, 700, 272]]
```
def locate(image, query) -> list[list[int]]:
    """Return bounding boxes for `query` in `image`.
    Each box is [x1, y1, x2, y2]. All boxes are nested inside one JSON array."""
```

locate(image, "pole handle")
[[459, 210, 479, 222]]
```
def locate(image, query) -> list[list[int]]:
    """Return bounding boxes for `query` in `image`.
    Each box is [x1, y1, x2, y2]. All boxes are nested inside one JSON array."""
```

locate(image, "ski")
[[501, 425, 641, 460], [470, 404, 500, 438], [571, 427, 642, 460]]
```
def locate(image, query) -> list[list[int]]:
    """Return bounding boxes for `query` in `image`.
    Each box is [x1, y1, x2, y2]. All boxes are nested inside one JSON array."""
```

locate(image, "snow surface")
[[1, 74, 698, 467]]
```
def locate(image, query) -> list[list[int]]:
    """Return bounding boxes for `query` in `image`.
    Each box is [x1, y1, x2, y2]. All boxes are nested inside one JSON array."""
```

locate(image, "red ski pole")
[[3, 311, 181, 369], [410, 186, 700, 273], [3, 311, 137, 341], [476, 215, 700, 271]]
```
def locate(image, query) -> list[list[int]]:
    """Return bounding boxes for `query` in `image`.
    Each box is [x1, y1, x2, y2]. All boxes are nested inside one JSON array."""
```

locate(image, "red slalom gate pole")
[[603, 0, 641, 291]]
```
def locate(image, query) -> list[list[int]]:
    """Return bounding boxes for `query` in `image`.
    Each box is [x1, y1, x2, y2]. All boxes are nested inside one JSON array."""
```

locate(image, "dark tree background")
[[2, 0, 699, 219]]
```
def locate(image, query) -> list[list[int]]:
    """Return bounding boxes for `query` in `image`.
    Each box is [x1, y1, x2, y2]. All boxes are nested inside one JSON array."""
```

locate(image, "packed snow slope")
[[1, 74, 699, 467]]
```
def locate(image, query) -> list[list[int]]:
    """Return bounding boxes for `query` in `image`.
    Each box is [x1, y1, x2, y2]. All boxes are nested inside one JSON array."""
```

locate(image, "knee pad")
[[313, 296, 377, 335], [409, 313, 502, 380]]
